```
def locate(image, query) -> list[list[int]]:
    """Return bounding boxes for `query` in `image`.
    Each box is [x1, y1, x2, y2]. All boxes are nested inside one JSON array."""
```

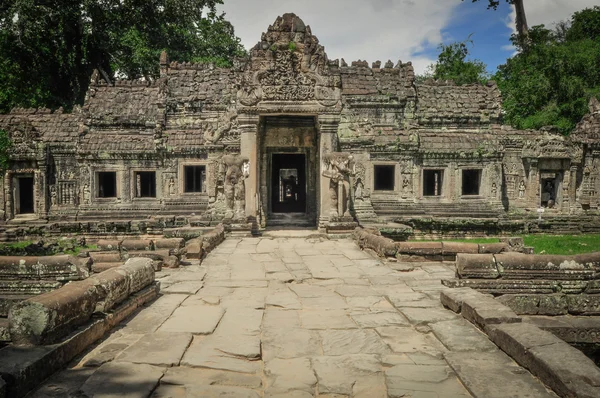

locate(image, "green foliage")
[[288, 41, 297, 52], [0, 129, 11, 171], [494, 7, 600, 134], [422, 37, 489, 85], [0, 0, 246, 112]]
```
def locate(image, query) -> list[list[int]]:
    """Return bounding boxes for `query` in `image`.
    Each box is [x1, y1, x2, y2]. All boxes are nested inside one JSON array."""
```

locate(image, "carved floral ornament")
[[522, 135, 582, 161]]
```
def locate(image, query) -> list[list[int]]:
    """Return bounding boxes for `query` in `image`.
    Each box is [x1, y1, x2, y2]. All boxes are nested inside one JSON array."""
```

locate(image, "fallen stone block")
[[486, 322, 600, 398], [88, 269, 130, 312], [495, 253, 597, 280], [121, 239, 154, 251], [0, 280, 62, 295], [396, 242, 442, 257], [9, 278, 102, 345], [442, 278, 586, 295], [456, 253, 498, 279], [461, 294, 521, 329], [478, 243, 509, 254], [566, 294, 600, 315], [94, 239, 122, 251], [0, 319, 9, 342], [201, 224, 225, 254], [116, 258, 155, 294], [89, 251, 122, 263], [354, 229, 397, 257], [0, 257, 39, 279], [123, 249, 173, 269], [441, 242, 479, 258], [440, 287, 490, 313], [91, 262, 121, 273], [153, 238, 185, 251], [0, 295, 32, 317], [0, 255, 90, 281], [185, 239, 203, 259]]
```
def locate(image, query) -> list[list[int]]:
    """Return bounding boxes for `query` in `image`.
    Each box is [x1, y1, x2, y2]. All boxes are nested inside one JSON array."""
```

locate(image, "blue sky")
[[219, 0, 598, 75]]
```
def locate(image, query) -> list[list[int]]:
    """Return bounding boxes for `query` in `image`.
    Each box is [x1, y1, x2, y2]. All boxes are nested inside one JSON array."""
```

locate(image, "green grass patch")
[[412, 234, 600, 255], [0, 240, 34, 250], [523, 234, 600, 255]]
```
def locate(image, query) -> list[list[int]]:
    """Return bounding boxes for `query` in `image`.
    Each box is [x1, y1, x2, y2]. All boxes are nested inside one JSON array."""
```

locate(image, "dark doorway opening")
[[135, 171, 156, 198], [541, 177, 557, 208], [98, 172, 117, 198], [462, 169, 481, 196], [271, 153, 306, 213], [184, 166, 206, 193], [423, 170, 443, 196], [17, 177, 34, 214]]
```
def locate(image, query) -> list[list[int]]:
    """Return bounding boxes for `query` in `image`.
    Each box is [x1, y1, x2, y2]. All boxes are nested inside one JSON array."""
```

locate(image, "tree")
[[0, 0, 245, 112], [0, 129, 11, 172], [465, 0, 530, 49], [421, 37, 489, 85], [494, 7, 600, 134]]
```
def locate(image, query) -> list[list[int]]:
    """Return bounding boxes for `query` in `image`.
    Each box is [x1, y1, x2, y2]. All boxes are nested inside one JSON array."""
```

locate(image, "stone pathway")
[[30, 235, 558, 398]]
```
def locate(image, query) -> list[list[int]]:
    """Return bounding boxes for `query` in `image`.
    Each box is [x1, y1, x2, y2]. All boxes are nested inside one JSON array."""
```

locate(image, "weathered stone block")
[[441, 242, 479, 257], [498, 237, 524, 250], [116, 258, 155, 294], [478, 243, 509, 254], [153, 238, 185, 250], [8, 278, 101, 345], [496, 294, 568, 316], [396, 242, 442, 257], [201, 224, 225, 254], [185, 239, 203, 259], [566, 294, 600, 315], [0, 295, 31, 317], [354, 229, 397, 257], [89, 251, 122, 263], [440, 287, 489, 313], [495, 253, 596, 280], [88, 269, 130, 312], [461, 294, 521, 329], [91, 262, 121, 273], [121, 239, 154, 251], [456, 253, 498, 279], [94, 240, 122, 251], [487, 322, 600, 398]]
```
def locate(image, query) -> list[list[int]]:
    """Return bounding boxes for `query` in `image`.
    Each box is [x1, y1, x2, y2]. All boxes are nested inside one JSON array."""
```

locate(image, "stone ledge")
[[486, 322, 600, 398], [0, 282, 159, 398], [462, 295, 521, 329], [440, 287, 491, 313]]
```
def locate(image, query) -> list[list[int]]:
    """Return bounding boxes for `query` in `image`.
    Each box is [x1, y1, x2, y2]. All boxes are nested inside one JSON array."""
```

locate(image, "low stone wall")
[[353, 228, 523, 261], [185, 224, 225, 259], [8, 258, 155, 346], [445, 252, 600, 316], [89, 237, 185, 271], [441, 288, 600, 398]]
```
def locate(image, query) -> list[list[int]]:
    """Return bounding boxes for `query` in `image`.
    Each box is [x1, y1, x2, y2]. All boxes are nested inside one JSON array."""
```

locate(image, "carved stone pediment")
[[237, 13, 341, 109], [523, 134, 581, 161]]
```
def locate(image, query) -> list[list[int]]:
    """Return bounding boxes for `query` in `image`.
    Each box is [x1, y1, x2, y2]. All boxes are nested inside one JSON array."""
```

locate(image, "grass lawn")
[[413, 234, 600, 255]]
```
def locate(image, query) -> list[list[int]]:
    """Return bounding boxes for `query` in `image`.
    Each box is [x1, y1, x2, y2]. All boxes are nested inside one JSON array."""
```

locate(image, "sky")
[[217, 0, 599, 75]]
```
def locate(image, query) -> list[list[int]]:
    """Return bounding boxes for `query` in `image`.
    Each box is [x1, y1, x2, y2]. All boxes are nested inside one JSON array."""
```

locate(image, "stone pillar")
[[526, 159, 539, 207], [317, 115, 340, 229], [568, 164, 579, 213], [239, 114, 260, 219], [37, 166, 47, 218]]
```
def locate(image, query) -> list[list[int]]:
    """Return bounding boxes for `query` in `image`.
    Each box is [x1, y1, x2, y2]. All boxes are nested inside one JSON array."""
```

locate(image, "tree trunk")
[[513, 0, 530, 50]]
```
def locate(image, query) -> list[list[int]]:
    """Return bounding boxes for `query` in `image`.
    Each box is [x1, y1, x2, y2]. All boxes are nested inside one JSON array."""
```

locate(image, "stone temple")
[[1, 13, 600, 234]]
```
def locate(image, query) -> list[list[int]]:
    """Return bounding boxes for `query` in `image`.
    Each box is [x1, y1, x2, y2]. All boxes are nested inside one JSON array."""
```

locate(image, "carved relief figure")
[[223, 154, 249, 220], [355, 179, 364, 201], [169, 177, 176, 196], [323, 152, 354, 218], [50, 185, 57, 207], [82, 184, 91, 205], [491, 183, 497, 197], [518, 181, 525, 198]]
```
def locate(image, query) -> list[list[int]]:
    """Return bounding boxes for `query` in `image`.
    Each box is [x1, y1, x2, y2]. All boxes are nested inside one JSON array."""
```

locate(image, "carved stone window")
[[98, 172, 117, 198], [462, 169, 482, 196], [374, 165, 395, 191], [423, 170, 443, 196], [135, 171, 156, 198], [184, 166, 206, 193]]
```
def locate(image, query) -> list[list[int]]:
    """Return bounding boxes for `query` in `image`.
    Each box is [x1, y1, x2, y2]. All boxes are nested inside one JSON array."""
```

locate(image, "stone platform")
[[28, 235, 558, 398]]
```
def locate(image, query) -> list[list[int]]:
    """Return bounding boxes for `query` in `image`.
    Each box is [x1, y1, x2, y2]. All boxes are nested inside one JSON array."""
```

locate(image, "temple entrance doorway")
[[271, 154, 306, 213], [259, 116, 318, 227], [16, 176, 35, 215]]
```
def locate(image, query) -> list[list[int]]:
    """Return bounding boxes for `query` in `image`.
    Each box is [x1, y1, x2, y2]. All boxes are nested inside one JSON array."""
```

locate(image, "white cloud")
[[217, 0, 464, 75], [507, 0, 599, 33]]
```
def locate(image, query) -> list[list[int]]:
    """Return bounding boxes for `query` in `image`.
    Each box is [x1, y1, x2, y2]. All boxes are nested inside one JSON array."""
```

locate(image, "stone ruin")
[[0, 13, 597, 237]]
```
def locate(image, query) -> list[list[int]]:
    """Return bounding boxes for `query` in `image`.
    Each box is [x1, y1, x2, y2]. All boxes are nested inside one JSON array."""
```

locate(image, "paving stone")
[[153, 384, 261, 397], [376, 326, 446, 355], [80, 333, 143, 367], [334, 285, 378, 297], [262, 327, 321, 361], [300, 295, 348, 309], [162, 281, 204, 294], [321, 329, 391, 355], [430, 319, 498, 352], [116, 332, 193, 366], [461, 295, 521, 329], [221, 287, 267, 309], [263, 308, 301, 329], [346, 296, 396, 311], [445, 351, 558, 398], [28, 367, 95, 398], [123, 294, 188, 333], [265, 290, 302, 309], [161, 367, 262, 389], [80, 362, 166, 398], [300, 309, 357, 329], [158, 305, 224, 334], [400, 307, 461, 325], [350, 312, 410, 328], [385, 363, 471, 398], [289, 284, 337, 298], [181, 336, 261, 374], [312, 355, 382, 396], [264, 358, 317, 395]]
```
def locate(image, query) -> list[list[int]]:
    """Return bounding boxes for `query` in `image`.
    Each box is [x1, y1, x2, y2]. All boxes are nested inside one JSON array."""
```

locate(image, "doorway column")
[[239, 114, 260, 219], [317, 114, 340, 229]]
